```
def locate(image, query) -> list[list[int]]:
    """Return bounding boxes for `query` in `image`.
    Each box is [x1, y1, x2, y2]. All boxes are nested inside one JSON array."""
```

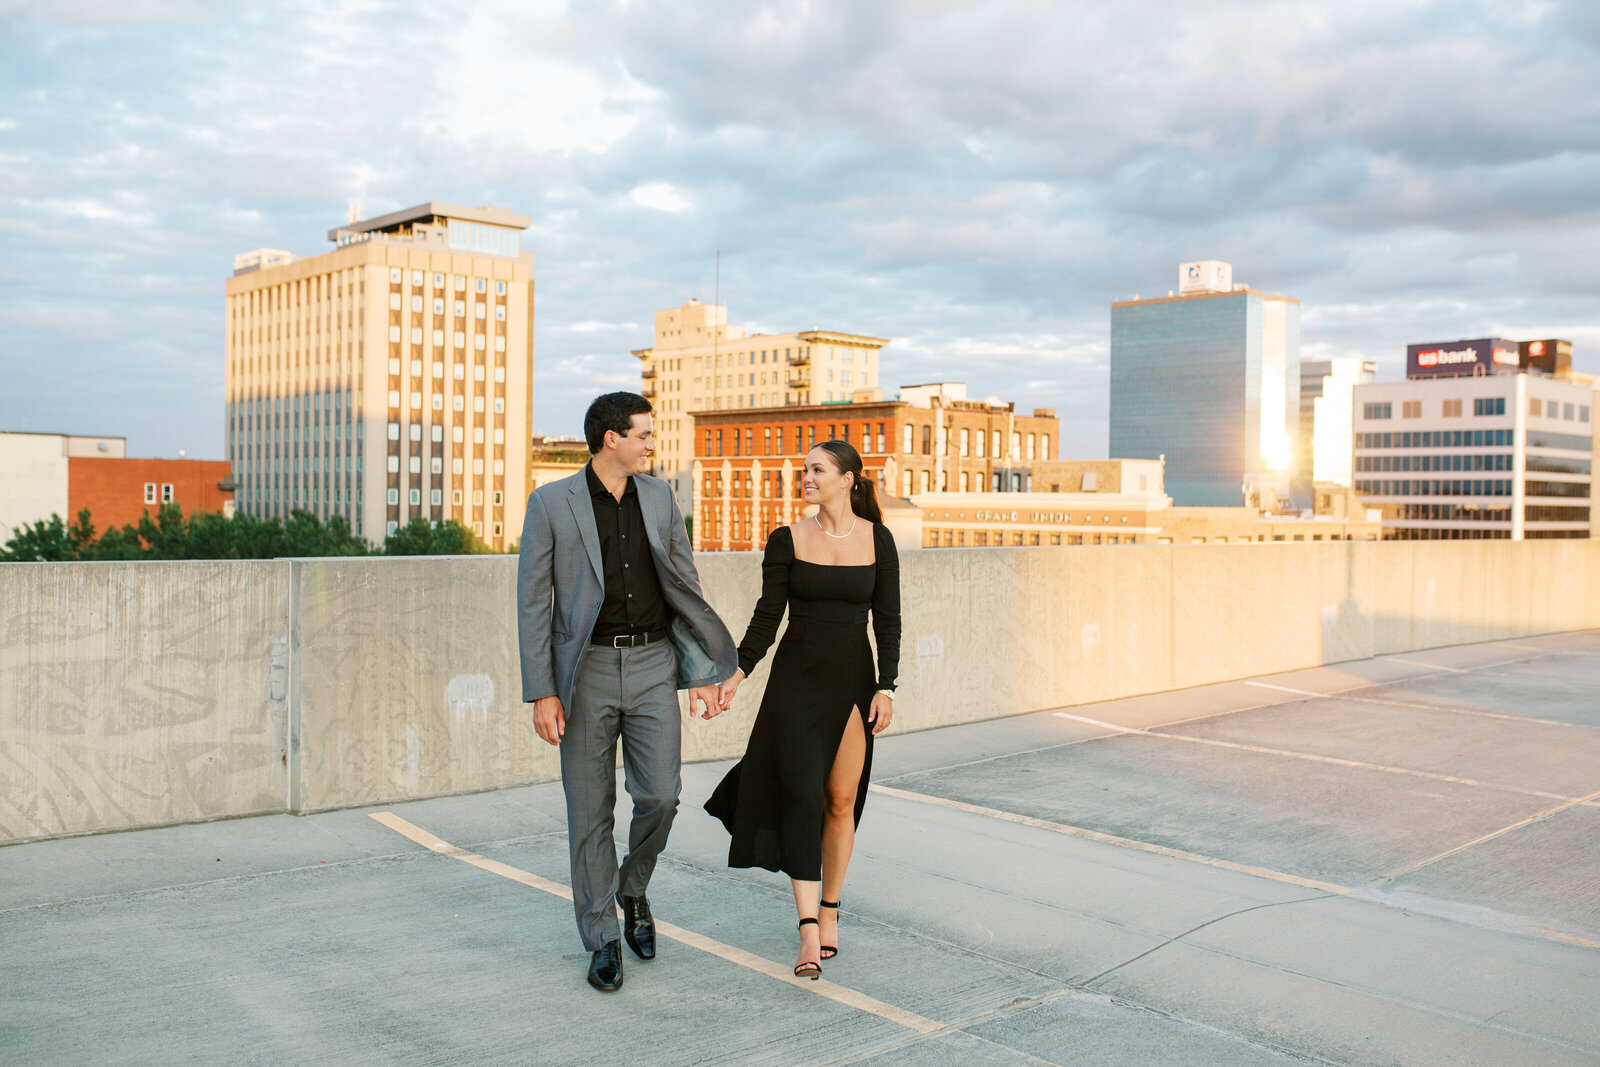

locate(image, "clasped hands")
[[531, 674, 740, 746], [681, 671, 744, 721]]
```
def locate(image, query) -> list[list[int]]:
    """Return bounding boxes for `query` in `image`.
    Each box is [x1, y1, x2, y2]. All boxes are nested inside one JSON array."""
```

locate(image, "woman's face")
[[802, 448, 852, 507]]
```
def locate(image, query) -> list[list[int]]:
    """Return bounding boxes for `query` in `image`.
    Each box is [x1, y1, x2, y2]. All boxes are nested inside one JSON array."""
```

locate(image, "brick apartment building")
[[0, 431, 235, 541], [69, 457, 236, 532], [689, 383, 1059, 551]]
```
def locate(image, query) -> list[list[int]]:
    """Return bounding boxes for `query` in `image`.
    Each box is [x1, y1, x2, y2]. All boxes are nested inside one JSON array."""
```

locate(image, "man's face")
[[609, 414, 655, 474]]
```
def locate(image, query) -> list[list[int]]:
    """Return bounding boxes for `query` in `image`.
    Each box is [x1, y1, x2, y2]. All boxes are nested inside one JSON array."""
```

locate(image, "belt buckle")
[[612, 635, 630, 648]]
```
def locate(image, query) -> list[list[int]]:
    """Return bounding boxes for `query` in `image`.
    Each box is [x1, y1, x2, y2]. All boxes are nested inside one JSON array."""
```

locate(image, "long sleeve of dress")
[[871, 523, 902, 690], [736, 526, 793, 677]]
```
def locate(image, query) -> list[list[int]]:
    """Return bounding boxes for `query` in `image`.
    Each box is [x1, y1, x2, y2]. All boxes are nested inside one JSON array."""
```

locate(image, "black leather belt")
[[591, 629, 669, 648]]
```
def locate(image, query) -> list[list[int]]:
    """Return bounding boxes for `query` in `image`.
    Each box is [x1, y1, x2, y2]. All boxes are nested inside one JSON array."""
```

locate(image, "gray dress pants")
[[561, 639, 681, 951]]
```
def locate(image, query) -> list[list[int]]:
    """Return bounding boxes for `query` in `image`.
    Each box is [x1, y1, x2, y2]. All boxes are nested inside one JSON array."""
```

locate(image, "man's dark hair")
[[583, 392, 653, 454]]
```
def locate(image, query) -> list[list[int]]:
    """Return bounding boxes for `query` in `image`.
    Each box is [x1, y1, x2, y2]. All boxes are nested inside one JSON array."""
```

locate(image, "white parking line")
[[870, 784, 1351, 895], [1049, 712, 1585, 804]]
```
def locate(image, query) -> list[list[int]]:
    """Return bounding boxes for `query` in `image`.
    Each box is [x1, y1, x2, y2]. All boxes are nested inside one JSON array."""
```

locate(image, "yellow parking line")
[[369, 812, 942, 1035], [1384, 656, 1470, 673], [1538, 929, 1600, 950], [869, 784, 1351, 895]]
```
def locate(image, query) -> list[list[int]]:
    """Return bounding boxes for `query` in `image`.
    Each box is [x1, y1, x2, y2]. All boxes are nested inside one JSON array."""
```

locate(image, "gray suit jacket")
[[517, 467, 738, 711]]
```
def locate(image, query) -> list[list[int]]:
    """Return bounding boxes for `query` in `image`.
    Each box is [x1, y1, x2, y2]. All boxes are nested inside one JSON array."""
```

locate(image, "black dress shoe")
[[587, 940, 624, 992], [618, 894, 656, 961]]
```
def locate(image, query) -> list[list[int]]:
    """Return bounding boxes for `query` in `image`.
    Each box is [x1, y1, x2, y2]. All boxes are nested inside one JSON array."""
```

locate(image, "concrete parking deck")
[[3, 631, 1598, 1065]]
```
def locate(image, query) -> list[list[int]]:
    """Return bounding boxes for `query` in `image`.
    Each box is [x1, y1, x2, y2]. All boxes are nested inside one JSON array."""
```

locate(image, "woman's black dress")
[[705, 522, 901, 880]]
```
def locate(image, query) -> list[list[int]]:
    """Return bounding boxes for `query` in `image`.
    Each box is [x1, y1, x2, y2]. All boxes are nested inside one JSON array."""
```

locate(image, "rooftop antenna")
[[347, 201, 362, 225]]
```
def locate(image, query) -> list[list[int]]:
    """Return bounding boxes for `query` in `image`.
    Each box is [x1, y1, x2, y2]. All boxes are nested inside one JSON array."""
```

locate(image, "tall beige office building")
[[633, 299, 888, 508], [224, 203, 533, 550]]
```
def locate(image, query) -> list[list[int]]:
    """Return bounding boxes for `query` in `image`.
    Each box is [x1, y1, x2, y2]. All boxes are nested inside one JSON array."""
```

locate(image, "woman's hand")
[[868, 691, 894, 735], [718, 669, 746, 711]]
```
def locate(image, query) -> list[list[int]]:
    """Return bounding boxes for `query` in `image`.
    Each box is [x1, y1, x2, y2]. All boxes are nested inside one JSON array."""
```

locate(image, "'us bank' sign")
[[1406, 338, 1519, 378]]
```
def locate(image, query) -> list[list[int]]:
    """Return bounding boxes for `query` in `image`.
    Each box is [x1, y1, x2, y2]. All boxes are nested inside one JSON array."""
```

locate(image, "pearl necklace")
[[813, 512, 857, 539]]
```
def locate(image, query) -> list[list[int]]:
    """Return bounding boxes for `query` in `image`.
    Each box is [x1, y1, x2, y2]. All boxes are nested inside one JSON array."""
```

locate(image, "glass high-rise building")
[[1110, 262, 1300, 506]]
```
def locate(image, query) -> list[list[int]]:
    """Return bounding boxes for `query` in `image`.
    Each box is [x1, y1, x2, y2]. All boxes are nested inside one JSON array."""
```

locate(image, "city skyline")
[[4, 2, 1600, 464]]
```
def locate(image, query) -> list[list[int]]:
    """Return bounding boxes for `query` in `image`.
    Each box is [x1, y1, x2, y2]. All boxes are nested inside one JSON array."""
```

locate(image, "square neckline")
[[784, 522, 877, 569]]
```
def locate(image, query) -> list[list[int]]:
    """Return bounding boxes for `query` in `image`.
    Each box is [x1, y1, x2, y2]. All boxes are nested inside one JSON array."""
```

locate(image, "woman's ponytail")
[[850, 473, 883, 525]]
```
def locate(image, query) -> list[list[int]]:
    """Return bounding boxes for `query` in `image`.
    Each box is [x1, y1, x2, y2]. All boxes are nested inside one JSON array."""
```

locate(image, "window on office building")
[[1402, 401, 1422, 419], [1473, 397, 1506, 416], [144, 483, 157, 504], [1442, 399, 1463, 417], [161, 484, 174, 503], [1364, 402, 1393, 420]]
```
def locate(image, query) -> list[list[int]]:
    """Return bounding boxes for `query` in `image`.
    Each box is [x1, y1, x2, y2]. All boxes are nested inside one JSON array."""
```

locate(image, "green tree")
[[186, 509, 240, 559], [133, 504, 191, 559], [1, 514, 77, 561], [87, 524, 147, 560], [226, 512, 287, 559], [383, 517, 488, 555], [68, 509, 97, 555]]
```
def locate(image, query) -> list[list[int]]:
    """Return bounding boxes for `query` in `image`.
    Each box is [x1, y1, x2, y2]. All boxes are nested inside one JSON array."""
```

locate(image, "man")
[[517, 392, 737, 992]]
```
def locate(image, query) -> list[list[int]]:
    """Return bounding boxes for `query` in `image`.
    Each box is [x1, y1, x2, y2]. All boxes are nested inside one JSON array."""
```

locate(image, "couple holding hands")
[[517, 392, 901, 991]]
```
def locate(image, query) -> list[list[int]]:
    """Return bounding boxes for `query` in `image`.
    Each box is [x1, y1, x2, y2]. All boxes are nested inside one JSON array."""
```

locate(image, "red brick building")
[[689, 384, 1059, 551], [68, 457, 237, 532]]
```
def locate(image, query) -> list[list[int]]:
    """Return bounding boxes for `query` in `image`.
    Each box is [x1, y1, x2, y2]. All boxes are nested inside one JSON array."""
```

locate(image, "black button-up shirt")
[[586, 463, 669, 640]]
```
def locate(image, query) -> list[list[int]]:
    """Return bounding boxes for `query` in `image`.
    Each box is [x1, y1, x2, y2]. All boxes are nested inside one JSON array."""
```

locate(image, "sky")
[[3, 0, 1599, 461]]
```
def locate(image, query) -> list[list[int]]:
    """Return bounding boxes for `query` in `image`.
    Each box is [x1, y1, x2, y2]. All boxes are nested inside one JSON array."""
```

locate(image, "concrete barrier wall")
[[0, 561, 291, 843], [3, 540, 1598, 843]]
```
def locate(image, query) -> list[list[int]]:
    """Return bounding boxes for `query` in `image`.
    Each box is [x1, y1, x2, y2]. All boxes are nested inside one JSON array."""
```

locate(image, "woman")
[[706, 440, 901, 980]]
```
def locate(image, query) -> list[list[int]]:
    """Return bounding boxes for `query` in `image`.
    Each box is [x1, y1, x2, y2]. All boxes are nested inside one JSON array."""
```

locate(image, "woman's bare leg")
[[820, 706, 867, 951]]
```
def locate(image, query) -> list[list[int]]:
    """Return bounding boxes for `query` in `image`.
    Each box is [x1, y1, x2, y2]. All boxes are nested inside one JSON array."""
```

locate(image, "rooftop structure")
[[4, 547, 1596, 1065]]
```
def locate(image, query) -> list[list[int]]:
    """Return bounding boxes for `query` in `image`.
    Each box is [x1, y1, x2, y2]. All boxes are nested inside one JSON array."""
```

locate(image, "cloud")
[[2, 0, 1598, 466], [629, 181, 693, 213]]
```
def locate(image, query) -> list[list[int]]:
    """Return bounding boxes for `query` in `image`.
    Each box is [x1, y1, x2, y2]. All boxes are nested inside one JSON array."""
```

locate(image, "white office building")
[[1353, 374, 1594, 539]]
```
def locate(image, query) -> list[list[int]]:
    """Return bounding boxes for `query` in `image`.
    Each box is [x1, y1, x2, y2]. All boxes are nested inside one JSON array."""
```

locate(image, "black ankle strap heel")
[[795, 918, 822, 980], [819, 900, 841, 960]]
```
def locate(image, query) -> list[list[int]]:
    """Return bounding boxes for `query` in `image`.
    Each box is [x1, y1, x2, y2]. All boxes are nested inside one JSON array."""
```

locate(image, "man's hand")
[[532, 695, 566, 745], [717, 669, 746, 711], [688, 685, 722, 720]]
